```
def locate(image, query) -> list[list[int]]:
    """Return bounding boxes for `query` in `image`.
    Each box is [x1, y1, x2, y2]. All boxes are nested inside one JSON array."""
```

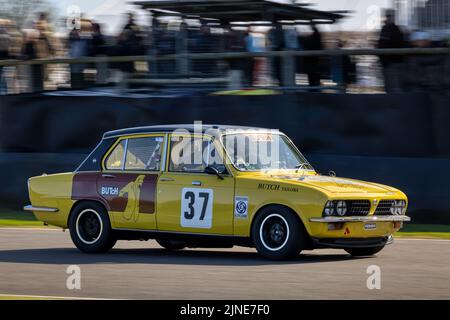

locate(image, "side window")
[[105, 139, 126, 170], [169, 135, 227, 174], [204, 139, 228, 174], [125, 136, 164, 171]]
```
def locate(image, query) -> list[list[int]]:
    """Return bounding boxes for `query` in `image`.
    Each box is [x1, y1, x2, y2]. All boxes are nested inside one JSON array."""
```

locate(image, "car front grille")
[[347, 200, 371, 216], [374, 200, 395, 215]]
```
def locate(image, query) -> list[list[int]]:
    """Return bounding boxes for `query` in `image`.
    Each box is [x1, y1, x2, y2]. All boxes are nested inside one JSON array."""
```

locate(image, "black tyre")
[[345, 245, 385, 257], [252, 205, 306, 260], [156, 239, 187, 250], [69, 202, 116, 253]]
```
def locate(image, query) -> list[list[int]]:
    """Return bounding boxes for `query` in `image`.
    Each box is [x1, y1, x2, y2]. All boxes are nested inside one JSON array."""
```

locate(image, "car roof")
[[103, 124, 273, 139]]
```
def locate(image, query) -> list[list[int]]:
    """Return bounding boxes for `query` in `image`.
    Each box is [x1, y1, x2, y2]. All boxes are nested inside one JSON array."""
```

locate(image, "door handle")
[[101, 174, 116, 179], [160, 177, 175, 182], [192, 181, 202, 186]]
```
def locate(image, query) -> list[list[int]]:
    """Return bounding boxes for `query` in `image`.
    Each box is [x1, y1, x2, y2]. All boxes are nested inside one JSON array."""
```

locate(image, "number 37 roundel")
[[181, 188, 213, 229]]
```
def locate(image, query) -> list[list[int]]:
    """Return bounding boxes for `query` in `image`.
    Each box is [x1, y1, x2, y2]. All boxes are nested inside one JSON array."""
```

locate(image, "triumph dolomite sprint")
[[24, 125, 410, 260]]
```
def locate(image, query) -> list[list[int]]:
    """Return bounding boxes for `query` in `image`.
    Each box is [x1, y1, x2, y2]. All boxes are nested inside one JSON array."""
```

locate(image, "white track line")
[[0, 227, 61, 231], [395, 237, 450, 242], [0, 293, 117, 300]]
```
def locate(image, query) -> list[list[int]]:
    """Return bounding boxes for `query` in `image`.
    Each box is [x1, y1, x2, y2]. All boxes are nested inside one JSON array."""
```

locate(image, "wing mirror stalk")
[[205, 166, 225, 180]]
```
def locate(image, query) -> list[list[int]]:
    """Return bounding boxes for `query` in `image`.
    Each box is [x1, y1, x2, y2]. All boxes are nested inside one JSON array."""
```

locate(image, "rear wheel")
[[69, 202, 116, 253], [252, 205, 305, 260], [345, 245, 385, 257], [156, 239, 187, 250]]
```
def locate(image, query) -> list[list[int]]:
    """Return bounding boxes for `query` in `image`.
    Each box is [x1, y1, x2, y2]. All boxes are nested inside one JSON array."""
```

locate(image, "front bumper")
[[309, 215, 410, 223], [307, 215, 410, 239], [312, 235, 394, 249]]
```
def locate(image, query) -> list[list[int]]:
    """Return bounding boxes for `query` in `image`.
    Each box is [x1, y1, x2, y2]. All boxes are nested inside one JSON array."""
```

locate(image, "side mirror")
[[205, 166, 225, 180]]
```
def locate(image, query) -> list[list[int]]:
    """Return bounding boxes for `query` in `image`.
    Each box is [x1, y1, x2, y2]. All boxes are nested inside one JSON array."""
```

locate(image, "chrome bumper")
[[309, 215, 411, 223], [23, 205, 59, 213]]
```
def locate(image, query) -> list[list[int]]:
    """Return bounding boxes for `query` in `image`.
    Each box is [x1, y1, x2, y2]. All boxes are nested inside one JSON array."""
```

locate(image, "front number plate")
[[364, 223, 377, 230]]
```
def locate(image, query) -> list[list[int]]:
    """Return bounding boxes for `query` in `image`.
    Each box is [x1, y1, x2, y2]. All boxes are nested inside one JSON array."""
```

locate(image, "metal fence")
[[0, 47, 449, 94]]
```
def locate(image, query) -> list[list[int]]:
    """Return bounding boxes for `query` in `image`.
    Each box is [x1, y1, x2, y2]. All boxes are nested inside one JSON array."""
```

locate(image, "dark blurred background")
[[1, 0, 450, 223]]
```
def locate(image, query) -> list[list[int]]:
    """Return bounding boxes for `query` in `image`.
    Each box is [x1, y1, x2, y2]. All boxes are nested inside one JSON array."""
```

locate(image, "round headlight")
[[397, 200, 405, 215], [390, 200, 406, 215], [400, 200, 407, 215], [324, 201, 335, 216], [390, 203, 396, 215], [336, 200, 347, 216]]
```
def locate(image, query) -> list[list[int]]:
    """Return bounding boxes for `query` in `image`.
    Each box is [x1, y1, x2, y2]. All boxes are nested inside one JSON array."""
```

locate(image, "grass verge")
[[0, 211, 48, 227], [395, 223, 450, 239]]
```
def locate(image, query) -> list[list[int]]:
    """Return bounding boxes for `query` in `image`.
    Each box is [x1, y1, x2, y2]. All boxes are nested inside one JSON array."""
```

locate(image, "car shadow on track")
[[0, 247, 370, 266]]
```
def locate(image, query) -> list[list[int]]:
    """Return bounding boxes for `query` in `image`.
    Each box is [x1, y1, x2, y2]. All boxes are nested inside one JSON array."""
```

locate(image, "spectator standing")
[[154, 22, 176, 75], [0, 19, 11, 94], [176, 21, 189, 75], [91, 23, 106, 56], [284, 24, 299, 51], [122, 12, 145, 55], [224, 25, 247, 86], [21, 13, 56, 92], [268, 23, 285, 85], [378, 9, 405, 93], [0, 20, 22, 94], [303, 23, 323, 90], [116, 13, 145, 74], [148, 15, 162, 76], [244, 29, 257, 86], [295, 27, 305, 78], [22, 30, 41, 92], [91, 22, 107, 83], [404, 31, 444, 92], [68, 19, 93, 89], [331, 40, 356, 92], [192, 22, 215, 75]]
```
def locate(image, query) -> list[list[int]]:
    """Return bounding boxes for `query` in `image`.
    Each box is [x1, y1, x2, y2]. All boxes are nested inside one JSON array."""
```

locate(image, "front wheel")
[[345, 245, 385, 257], [69, 202, 116, 253], [252, 206, 305, 260]]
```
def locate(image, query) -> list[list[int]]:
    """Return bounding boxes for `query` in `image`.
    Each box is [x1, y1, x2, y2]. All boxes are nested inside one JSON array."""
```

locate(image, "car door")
[[97, 134, 166, 230], [157, 133, 235, 235]]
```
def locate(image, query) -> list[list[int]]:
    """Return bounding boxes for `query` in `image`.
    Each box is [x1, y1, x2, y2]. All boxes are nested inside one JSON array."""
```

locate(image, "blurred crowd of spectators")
[[378, 9, 450, 93], [1, 10, 450, 94], [0, 13, 61, 93]]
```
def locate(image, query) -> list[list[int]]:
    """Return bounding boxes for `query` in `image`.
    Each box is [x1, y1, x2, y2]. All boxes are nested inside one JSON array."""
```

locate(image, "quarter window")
[[105, 140, 126, 170]]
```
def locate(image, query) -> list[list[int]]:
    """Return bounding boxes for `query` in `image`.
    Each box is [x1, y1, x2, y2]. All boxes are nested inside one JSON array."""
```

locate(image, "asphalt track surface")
[[0, 228, 449, 299]]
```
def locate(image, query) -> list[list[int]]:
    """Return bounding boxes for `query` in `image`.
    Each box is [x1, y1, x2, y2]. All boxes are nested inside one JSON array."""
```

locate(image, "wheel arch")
[[249, 203, 310, 242], [68, 199, 112, 227]]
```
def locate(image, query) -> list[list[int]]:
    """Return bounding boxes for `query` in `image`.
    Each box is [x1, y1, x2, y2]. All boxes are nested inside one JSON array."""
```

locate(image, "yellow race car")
[[24, 125, 410, 260]]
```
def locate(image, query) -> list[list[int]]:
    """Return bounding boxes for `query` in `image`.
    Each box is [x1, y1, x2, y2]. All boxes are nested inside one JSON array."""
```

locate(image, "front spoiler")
[[309, 215, 410, 223], [312, 235, 394, 249]]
